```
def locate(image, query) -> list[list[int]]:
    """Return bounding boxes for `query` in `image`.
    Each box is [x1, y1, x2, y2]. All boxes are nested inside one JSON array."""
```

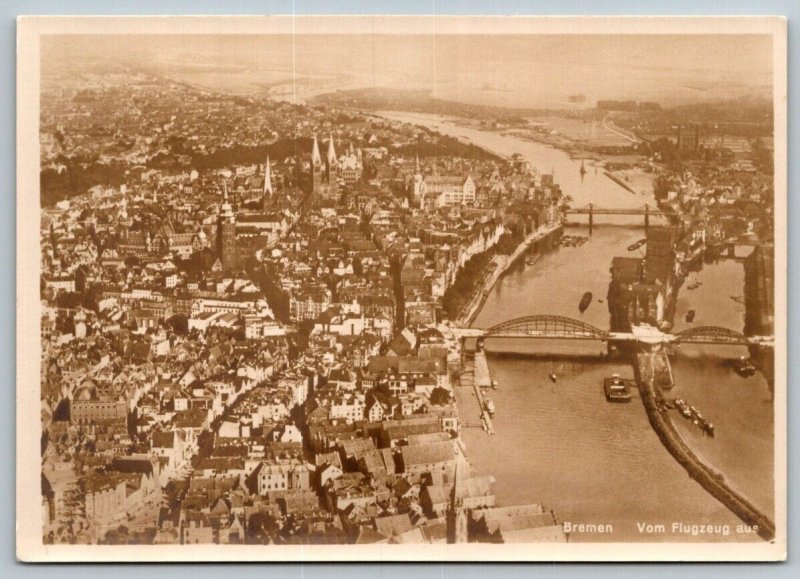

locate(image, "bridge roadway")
[[451, 316, 775, 349]]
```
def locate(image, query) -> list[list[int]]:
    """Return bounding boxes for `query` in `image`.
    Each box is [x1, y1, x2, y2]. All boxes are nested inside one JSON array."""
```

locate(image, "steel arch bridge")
[[672, 326, 750, 346], [483, 315, 610, 341]]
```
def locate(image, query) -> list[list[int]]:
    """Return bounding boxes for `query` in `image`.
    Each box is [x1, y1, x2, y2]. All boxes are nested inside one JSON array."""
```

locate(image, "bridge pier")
[[588, 202, 593, 235]]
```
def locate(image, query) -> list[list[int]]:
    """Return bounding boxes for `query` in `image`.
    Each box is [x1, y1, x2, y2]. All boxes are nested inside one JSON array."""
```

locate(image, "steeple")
[[219, 180, 234, 221], [327, 132, 337, 165], [263, 157, 273, 196], [217, 179, 238, 271], [449, 455, 469, 543], [453, 455, 464, 503], [311, 134, 322, 166]]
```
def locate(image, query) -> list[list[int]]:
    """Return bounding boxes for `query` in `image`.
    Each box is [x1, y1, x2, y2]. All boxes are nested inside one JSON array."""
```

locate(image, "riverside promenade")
[[456, 222, 563, 327], [636, 352, 776, 541]]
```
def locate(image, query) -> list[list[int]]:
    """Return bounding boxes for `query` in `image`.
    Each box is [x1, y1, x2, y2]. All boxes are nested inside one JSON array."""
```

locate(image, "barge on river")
[[604, 374, 633, 403]]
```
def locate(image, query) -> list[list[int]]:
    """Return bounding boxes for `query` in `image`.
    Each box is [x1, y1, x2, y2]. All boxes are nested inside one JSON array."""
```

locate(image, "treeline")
[[440, 231, 518, 320], [393, 135, 502, 162], [440, 251, 492, 321], [41, 160, 128, 207]]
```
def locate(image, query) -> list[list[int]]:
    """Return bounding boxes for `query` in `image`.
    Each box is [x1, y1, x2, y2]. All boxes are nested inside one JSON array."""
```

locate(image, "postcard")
[[16, 15, 786, 562]]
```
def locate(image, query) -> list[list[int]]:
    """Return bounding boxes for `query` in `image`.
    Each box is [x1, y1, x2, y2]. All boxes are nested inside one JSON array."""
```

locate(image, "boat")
[[733, 356, 757, 377], [604, 374, 633, 403], [685, 309, 696, 323], [491, 379, 499, 390], [549, 373, 557, 383], [484, 399, 496, 416], [578, 291, 593, 314], [526, 255, 539, 266]]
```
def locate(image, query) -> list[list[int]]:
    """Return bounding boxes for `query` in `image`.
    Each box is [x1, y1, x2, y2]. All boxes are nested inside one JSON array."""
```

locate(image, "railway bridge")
[[564, 203, 678, 233]]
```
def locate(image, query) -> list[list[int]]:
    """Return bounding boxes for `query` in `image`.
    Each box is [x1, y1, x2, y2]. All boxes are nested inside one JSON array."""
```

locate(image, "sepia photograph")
[[16, 15, 787, 562]]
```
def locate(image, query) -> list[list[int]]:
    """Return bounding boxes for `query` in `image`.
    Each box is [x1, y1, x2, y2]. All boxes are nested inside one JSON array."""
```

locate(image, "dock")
[[474, 350, 493, 388], [459, 351, 495, 435]]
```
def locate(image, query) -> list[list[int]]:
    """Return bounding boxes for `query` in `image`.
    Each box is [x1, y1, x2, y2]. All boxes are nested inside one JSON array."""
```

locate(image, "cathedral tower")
[[310, 134, 323, 195], [326, 132, 338, 192], [217, 181, 238, 271], [262, 156, 273, 210]]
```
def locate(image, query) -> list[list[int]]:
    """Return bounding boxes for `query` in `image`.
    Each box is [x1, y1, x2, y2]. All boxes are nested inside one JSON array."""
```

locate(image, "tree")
[[652, 174, 674, 203], [429, 387, 451, 405], [468, 515, 503, 543]]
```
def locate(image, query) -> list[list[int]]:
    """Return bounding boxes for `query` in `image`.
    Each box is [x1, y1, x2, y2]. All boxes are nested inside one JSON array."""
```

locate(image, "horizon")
[[41, 33, 773, 109]]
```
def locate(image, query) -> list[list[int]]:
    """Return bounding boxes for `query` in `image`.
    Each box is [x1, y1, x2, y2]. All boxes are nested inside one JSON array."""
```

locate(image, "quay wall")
[[636, 353, 776, 541]]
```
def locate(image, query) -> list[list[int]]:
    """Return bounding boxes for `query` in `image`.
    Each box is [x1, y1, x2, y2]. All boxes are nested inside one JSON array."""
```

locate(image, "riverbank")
[[636, 352, 775, 541], [455, 222, 563, 327], [377, 110, 657, 198]]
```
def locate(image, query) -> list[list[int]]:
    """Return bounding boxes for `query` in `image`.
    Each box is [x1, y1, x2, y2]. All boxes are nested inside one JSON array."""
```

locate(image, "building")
[[299, 134, 338, 198], [677, 124, 700, 152], [338, 143, 363, 184], [418, 173, 477, 207], [70, 384, 127, 426], [216, 182, 239, 271], [249, 461, 311, 495]]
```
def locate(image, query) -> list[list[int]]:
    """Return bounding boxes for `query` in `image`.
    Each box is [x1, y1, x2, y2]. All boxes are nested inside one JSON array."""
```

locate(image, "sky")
[[41, 32, 774, 108]]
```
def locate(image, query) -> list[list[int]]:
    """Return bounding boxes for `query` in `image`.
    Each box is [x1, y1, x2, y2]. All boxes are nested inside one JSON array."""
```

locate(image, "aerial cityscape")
[[34, 26, 777, 549]]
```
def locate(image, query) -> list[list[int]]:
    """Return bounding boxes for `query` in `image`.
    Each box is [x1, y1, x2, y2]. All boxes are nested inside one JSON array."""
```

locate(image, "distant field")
[[535, 116, 632, 147]]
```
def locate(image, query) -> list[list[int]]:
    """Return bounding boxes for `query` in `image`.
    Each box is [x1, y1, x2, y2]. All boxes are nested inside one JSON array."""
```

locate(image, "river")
[[379, 111, 774, 542]]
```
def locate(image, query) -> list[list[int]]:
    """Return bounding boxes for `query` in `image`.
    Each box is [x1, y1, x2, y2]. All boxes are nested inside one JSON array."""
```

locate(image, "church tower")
[[413, 155, 425, 201], [217, 181, 238, 271], [310, 134, 324, 195], [325, 132, 338, 196], [262, 156, 273, 210]]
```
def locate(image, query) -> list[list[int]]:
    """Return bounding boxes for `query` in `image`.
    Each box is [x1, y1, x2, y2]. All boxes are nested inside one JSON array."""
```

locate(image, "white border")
[[16, 15, 788, 562]]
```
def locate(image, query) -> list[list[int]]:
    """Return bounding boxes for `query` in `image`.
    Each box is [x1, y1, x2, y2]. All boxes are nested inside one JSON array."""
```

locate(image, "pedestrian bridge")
[[451, 314, 774, 348]]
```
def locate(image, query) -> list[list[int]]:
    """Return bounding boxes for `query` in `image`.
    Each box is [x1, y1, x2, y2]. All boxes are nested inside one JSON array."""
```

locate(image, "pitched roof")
[[399, 441, 454, 467]]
